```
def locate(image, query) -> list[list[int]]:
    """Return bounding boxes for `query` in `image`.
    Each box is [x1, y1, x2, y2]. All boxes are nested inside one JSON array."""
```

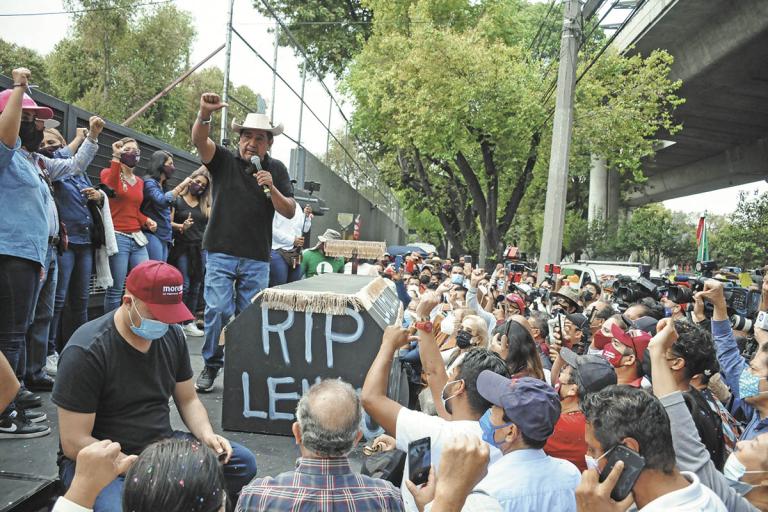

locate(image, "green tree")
[[0, 39, 54, 92], [252, 0, 373, 79], [47, 1, 196, 140], [710, 191, 768, 269], [345, 0, 682, 262]]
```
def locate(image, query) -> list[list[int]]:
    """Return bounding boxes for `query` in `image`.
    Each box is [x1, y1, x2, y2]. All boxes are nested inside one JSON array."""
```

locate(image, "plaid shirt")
[[236, 456, 404, 512]]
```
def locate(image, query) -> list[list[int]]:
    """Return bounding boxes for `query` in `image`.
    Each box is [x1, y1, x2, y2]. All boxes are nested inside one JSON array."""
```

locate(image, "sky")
[[1, 0, 764, 216]]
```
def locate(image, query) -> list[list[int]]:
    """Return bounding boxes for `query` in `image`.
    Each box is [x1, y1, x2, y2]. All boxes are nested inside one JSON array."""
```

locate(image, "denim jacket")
[[140, 177, 174, 242]]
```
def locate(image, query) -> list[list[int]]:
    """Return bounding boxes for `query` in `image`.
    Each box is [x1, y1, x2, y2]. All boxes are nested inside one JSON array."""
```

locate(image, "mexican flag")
[[696, 215, 709, 262]]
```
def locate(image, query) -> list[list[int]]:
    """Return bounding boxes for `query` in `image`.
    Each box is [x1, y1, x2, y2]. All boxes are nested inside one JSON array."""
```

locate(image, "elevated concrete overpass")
[[588, 0, 768, 214]]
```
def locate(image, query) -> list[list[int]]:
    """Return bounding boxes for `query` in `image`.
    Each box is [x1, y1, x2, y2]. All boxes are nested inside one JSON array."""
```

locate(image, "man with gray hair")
[[236, 379, 404, 511]]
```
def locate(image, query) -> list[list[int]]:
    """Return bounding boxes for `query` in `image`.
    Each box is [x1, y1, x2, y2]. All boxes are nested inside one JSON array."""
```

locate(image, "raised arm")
[[192, 93, 226, 164], [0, 68, 28, 149], [45, 116, 103, 181], [361, 326, 411, 435], [415, 292, 452, 419]]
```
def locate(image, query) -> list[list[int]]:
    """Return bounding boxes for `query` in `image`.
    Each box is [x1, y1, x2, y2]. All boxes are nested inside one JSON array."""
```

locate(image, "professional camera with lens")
[[614, 276, 667, 304]]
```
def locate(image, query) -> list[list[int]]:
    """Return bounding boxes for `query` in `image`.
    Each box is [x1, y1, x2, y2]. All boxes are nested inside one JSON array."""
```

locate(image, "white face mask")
[[585, 447, 613, 472]]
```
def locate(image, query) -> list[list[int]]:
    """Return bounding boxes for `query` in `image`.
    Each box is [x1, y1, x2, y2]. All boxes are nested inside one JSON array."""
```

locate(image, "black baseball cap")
[[560, 347, 617, 394]]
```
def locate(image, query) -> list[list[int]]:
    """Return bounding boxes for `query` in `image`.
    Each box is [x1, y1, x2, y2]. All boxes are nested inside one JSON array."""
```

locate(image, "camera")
[[614, 276, 666, 303]]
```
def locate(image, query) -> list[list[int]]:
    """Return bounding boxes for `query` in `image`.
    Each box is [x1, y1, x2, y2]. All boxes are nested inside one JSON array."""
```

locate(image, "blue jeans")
[[104, 234, 149, 313], [269, 249, 303, 287], [59, 431, 258, 512], [51, 243, 93, 353], [203, 252, 269, 369], [176, 251, 206, 322], [145, 232, 169, 262], [0, 254, 38, 415], [20, 244, 57, 383]]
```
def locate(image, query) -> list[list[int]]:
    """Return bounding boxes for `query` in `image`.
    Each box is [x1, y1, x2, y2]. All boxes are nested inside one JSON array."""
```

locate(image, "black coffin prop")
[[222, 274, 400, 436]]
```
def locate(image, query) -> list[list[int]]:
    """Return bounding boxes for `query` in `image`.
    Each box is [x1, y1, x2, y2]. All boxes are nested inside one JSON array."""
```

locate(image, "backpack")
[[683, 387, 726, 471]]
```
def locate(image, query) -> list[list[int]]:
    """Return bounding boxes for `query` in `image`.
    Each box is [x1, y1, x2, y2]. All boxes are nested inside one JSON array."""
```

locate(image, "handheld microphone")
[[250, 155, 271, 200]]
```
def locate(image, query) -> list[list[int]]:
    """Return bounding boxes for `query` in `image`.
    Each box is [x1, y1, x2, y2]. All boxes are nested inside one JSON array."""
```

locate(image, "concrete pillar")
[[606, 168, 621, 223], [588, 155, 608, 224]]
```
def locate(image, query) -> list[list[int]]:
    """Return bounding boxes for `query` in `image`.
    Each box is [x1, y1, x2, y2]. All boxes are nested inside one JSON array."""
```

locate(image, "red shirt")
[[544, 410, 587, 472], [100, 161, 148, 233]]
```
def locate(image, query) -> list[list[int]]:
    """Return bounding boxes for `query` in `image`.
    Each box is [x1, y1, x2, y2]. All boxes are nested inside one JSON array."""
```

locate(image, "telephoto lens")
[[731, 314, 754, 333]]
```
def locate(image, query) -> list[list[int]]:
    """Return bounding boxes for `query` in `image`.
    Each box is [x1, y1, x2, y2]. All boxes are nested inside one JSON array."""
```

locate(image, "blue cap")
[[476, 372, 561, 442]]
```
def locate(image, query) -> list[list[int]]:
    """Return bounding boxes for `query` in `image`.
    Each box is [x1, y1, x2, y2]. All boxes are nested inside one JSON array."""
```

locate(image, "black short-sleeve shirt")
[[52, 311, 193, 456], [203, 146, 294, 262]]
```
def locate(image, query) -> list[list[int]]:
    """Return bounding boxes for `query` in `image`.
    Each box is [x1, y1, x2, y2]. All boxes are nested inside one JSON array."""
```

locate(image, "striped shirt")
[[236, 456, 404, 512]]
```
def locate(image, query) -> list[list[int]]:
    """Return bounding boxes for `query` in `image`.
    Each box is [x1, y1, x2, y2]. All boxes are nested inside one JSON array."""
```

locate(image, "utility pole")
[[536, 0, 581, 281], [270, 25, 279, 123], [220, 0, 235, 146], [297, 62, 307, 146]]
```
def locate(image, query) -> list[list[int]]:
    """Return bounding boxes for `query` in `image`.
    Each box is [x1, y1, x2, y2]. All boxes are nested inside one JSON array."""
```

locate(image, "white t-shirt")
[[640, 471, 727, 511], [395, 407, 501, 512]]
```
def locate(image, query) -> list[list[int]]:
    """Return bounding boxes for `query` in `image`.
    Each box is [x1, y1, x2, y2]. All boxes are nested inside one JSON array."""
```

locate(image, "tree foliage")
[[252, 0, 373, 79], [0, 39, 54, 92], [345, 0, 683, 261], [0, 1, 264, 154], [710, 191, 768, 269]]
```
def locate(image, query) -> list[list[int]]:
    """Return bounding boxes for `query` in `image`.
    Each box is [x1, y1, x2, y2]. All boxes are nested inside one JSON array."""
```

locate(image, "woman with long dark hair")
[[169, 167, 211, 337], [140, 150, 192, 261], [490, 318, 545, 380]]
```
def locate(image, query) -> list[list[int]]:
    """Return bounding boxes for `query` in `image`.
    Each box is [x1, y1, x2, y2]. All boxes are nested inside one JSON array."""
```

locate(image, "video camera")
[[612, 276, 667, 304]]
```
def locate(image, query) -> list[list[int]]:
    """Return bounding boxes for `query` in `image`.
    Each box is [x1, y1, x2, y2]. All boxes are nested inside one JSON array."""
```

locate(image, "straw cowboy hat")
[[231, 113, 284, 136]]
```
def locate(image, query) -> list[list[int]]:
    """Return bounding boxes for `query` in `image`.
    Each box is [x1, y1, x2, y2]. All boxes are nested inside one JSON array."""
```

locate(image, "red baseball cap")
[[610, 323, 652, 363], [505, 293, 526, 312], [126, 261, 193, 324], [0, 89, 54, 119]]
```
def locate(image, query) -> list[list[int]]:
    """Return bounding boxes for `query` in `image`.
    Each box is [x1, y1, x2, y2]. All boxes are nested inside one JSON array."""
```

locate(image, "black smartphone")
[[463, 255, 472, 265], [587, 307, 597, 324], [407, 437, 431, 486], [599, 444, 646, 501]]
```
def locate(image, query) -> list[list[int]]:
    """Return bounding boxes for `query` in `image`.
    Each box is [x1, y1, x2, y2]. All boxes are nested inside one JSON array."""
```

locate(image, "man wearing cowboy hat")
[[191, 92, 296, 392], [551, 286, 582, 314], [301, 229, 345, 278]]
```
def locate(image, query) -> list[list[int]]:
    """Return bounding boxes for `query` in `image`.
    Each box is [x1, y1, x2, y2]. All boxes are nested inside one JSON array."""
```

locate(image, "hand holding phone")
[[599, 445, 645, 501], [408, 437, 431, 487]]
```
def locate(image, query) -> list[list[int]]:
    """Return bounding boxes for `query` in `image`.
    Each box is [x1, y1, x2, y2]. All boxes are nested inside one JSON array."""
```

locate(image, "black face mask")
[[38, 144, 62, 158], [419, 275, 431, 285], [583, 291, 594, 302], [19, 120, 44, 152], [456, 329, 473, 349]]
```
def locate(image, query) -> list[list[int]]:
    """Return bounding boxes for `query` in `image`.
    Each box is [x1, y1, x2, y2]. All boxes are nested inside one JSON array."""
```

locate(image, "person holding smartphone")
[[577, 384, 726, 511]]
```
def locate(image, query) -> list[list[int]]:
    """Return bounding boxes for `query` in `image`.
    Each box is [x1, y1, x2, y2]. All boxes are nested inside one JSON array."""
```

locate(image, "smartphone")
[[599, 444, 646, 501], [587, 307, 597, 324], [559, 314, 566, 339], [394, 255, 403, 272], [463, 255, 473, 265], [407, 437, 431, 486], [547, 317, 560, 344]]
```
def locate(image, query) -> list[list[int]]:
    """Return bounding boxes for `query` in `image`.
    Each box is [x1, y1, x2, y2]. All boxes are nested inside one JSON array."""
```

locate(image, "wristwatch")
[[197, 111, 212, 125], [414, 320, 434, 333]]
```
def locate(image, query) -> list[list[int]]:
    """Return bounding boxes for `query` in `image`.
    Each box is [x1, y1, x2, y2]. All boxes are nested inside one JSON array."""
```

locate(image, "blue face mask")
[[128, 302, 169, 340], [739, 368, 768, 400], [451, 274, 464, 285], [479, 409, 514, 449]]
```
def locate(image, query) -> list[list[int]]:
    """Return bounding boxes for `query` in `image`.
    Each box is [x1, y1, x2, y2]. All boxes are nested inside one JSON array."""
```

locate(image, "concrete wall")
[[290, 148, 407, 248]]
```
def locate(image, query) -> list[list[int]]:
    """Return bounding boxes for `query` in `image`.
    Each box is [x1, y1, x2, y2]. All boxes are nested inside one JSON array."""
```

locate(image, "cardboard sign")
[[222, 274, 400, 436]]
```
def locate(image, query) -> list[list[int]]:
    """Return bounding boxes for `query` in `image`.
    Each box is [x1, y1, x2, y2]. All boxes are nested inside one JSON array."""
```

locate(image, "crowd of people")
[[2, 66, 768, 512]]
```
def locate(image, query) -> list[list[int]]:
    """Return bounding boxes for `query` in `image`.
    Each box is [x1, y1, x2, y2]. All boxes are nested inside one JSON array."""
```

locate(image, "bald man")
[[236, 379, 404, 511]]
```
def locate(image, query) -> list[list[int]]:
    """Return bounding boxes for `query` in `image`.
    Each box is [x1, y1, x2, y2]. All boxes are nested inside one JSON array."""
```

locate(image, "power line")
[[528, 0, 559, 58], [0, 0, 172, 17]]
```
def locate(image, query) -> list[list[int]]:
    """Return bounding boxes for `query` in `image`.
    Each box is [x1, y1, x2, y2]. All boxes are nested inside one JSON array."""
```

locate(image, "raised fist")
[[12, 68, 31, 86], [199, 93, 228, 116], [111, 140, 124, 158], [88, 116, 105, 138]]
